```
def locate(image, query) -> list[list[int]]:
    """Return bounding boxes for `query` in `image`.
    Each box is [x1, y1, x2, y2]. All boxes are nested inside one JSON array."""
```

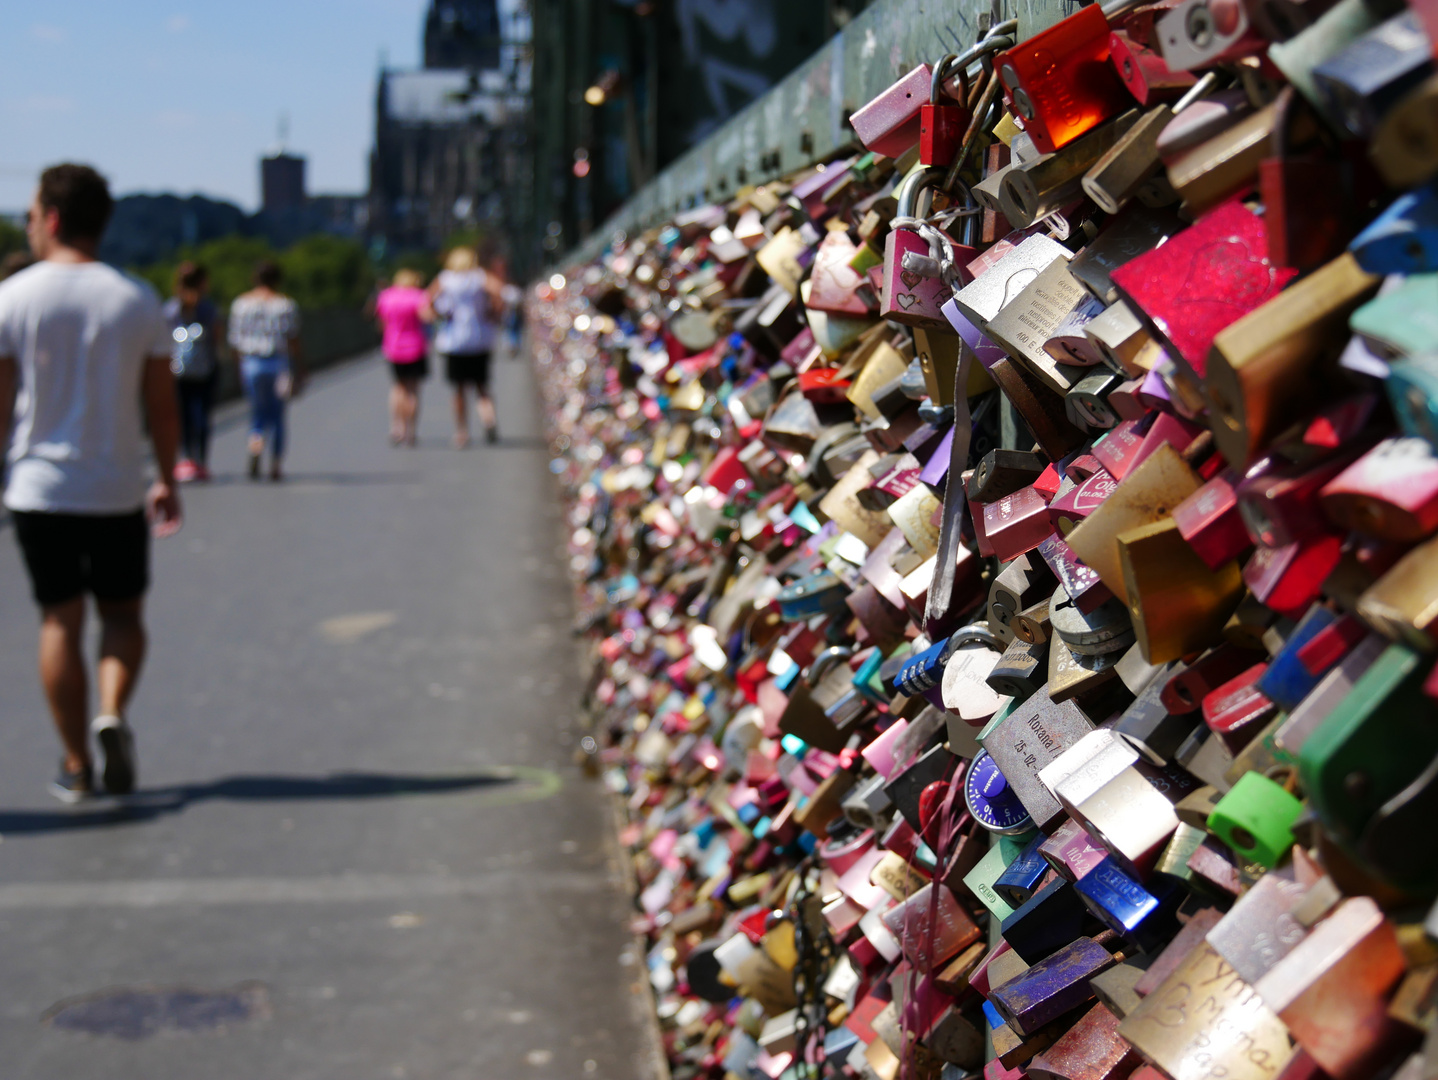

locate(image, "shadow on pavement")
[[0, 770, 519, 835]]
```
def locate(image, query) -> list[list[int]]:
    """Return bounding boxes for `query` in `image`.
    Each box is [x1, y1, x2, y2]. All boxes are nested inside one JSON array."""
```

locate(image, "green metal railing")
[[559, 0, 1073, 268]]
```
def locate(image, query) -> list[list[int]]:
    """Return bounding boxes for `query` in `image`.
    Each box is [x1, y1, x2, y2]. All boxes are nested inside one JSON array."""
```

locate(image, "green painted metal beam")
[[557, 0, 1074, 268]]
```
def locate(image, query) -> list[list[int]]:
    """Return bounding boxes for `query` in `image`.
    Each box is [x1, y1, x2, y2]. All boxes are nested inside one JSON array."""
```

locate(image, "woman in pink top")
[[374, 269, 432, 446]]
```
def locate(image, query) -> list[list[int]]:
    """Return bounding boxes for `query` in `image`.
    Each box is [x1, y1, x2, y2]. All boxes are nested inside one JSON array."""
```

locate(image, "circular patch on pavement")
[[43, 982, 271, 1040]]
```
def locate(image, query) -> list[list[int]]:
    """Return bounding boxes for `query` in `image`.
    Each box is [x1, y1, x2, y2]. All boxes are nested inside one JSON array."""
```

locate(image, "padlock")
[[1048, 467, 1117, 536], [949, 231, 1073, 329], [1118, 517, 1246, 663], [1204, 252, 1380, 467], [1370, 72, 1438, 188], [1311, 9, 1433, 139], [1039, 818, 1110, 883], [880, 167, 973, 329], [1070, 204, 1190, 306], [1236, 448, 1364, 550], [1201, 661, 1276, 754], [1155, 88, 1254, 162], [1348, 184, 1438, 276], [990, 935, 1118, 1031], [1038, 533, 1115, 614], [1172, 468, 1253, 570], [919, 55, 973, 168], [999, 110, 1141, 227], [989, 358, 1089, 463], [1386, 356, 1438, 451], [1253, 898, 1409, 1079], [1119, 943, 1297, 1080], [984, 487, 1058, 563], [1115, 663, 1201, 765], [1000, 878, 1099, 965], [987, 636, 1050, 700], [968, 448, 1049, 501], [1153, 0, 1267, 69], [981, 692, 1097, 833], [994, 834, 1052, 909], [1074, 857, 1183, 950], [1066, 443, 1204, 606], [1084, 300, 1158, 378], [1269, 0, 1399, 126], [984, 260, 1100, 395], [1260, 87, 1353, 273], [1044, 295, 1109, 367], [1206, 771, 1304, 868], [1066, 371, 1123, 430], [850, 64, 934, 159], [993, 5, 1131, 154], [806, 230, 878, 317], [990, 553, 1058, 630], [1109, 30, 1198, 105], [1320, 436, 1438, 541], [1029, 1002, 1143, 1079], [1166, 100, 1302, 217]]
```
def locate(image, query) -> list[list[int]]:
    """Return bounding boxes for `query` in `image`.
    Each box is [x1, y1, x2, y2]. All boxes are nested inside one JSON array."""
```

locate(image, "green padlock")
[[1207, 772, 1303, 868], [1298, 642, 1438, 846], [963, 831, 1036, 921]]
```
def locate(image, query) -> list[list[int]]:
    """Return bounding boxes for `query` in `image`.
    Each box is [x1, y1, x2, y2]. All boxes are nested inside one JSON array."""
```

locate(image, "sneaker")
[[485, 425, 498, 445], [248, 452, 261, 480], [48, 759, 94, 804], [175, 459, 198, 483], [194, 463, 212, 482], [91, 715, 137, 795]]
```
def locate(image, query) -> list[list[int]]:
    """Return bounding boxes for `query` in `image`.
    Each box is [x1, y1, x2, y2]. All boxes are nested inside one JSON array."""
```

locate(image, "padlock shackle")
[[1174, 70, 1221, 115], [931, 54, 963, 106], [804, 645, 854, 688], [895, 164, 947, 218]]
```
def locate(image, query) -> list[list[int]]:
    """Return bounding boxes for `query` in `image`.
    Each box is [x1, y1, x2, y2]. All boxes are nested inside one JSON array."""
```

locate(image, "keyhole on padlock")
[[1122, 57, 1134, 80], [1186, 5, 1215, 47], [1344, 770, 1371, 801], [1229, 826, 1257, 852]]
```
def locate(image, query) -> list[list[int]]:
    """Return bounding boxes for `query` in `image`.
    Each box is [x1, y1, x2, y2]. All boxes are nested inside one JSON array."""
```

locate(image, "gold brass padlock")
[[1203, 252, 1381, 468]]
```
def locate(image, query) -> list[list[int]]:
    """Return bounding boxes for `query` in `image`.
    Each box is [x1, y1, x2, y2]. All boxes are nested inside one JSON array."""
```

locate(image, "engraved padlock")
[[920, 55, 972, 168], [880, 167, 976, 329]]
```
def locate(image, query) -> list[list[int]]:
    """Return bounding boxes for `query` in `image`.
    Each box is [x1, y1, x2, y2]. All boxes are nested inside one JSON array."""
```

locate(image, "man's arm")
[[141, 353, 182, 536], [0, 355, 15, 455]]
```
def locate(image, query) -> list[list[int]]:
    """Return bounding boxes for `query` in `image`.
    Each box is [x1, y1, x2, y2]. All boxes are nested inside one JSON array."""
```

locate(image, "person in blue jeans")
[[228, 261, 304, 480]]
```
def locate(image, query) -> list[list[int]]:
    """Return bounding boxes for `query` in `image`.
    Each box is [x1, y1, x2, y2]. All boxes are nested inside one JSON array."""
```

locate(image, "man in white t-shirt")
[[0, 164, 182, 803]]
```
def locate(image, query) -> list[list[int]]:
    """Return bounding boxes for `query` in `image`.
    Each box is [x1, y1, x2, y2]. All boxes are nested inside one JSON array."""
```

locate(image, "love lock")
[[1050, 582, 1135, 656]]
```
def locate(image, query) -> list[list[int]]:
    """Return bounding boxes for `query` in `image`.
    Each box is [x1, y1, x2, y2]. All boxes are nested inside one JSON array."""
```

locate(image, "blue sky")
[[1, 1, 432, 212]]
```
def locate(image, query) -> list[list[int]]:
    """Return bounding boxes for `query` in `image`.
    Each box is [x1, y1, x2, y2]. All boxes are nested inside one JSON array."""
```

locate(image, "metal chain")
[[788, 855, 836, 1079]]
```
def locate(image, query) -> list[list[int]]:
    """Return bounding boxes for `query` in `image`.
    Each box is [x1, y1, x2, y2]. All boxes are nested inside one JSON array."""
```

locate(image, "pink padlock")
[[880, 167, 976, 330], [850, 64, 933, 159]]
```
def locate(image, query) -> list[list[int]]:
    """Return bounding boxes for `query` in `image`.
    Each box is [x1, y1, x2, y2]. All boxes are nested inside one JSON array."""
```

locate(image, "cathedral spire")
[[423, 0, 501, 70]]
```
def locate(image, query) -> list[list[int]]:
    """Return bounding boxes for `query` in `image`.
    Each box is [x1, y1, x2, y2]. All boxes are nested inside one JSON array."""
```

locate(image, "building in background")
[[367, 0, 531, 261], [527, 0, 872, 266], [261, 152, 307, 213]]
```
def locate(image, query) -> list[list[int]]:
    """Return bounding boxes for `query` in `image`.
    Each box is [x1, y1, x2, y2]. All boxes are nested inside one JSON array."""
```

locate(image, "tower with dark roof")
[[423, 0, 501, 70]]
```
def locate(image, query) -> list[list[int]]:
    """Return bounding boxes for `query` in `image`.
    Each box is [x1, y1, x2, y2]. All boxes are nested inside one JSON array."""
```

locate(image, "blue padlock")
[[1350, 184, 1438, 275], [1257, 604, 1338, 710]]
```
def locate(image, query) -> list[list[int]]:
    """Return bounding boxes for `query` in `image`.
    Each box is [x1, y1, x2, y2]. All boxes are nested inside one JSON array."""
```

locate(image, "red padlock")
[[993, 5, 1131, 154], [1259, 86, 1351, 273], [1108, 30, 1197, 106], [919, 55, 972, 168]]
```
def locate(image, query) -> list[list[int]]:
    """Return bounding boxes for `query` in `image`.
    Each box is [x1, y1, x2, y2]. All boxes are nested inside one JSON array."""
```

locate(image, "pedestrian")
[[0, 163, 182, 802], [229, 261, 303, 481], [375, 267, 431, 447], [429, 247, 498, 447], [164, 261, 222, 483]]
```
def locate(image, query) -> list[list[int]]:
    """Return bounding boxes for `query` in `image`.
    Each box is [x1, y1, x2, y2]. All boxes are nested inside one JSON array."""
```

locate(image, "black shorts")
[[445, 351, 491, 389], [389, 357, 429, 383], [11, 509, 150, 608]]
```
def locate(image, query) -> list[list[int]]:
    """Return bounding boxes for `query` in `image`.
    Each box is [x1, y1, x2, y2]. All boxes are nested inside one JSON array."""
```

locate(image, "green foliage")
[[136, 233, 377, 310], [0, 217, 26, 261]]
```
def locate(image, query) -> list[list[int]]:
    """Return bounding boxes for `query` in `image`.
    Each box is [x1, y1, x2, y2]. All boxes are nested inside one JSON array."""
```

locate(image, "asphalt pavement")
[[0, 348, 660, 1080]]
